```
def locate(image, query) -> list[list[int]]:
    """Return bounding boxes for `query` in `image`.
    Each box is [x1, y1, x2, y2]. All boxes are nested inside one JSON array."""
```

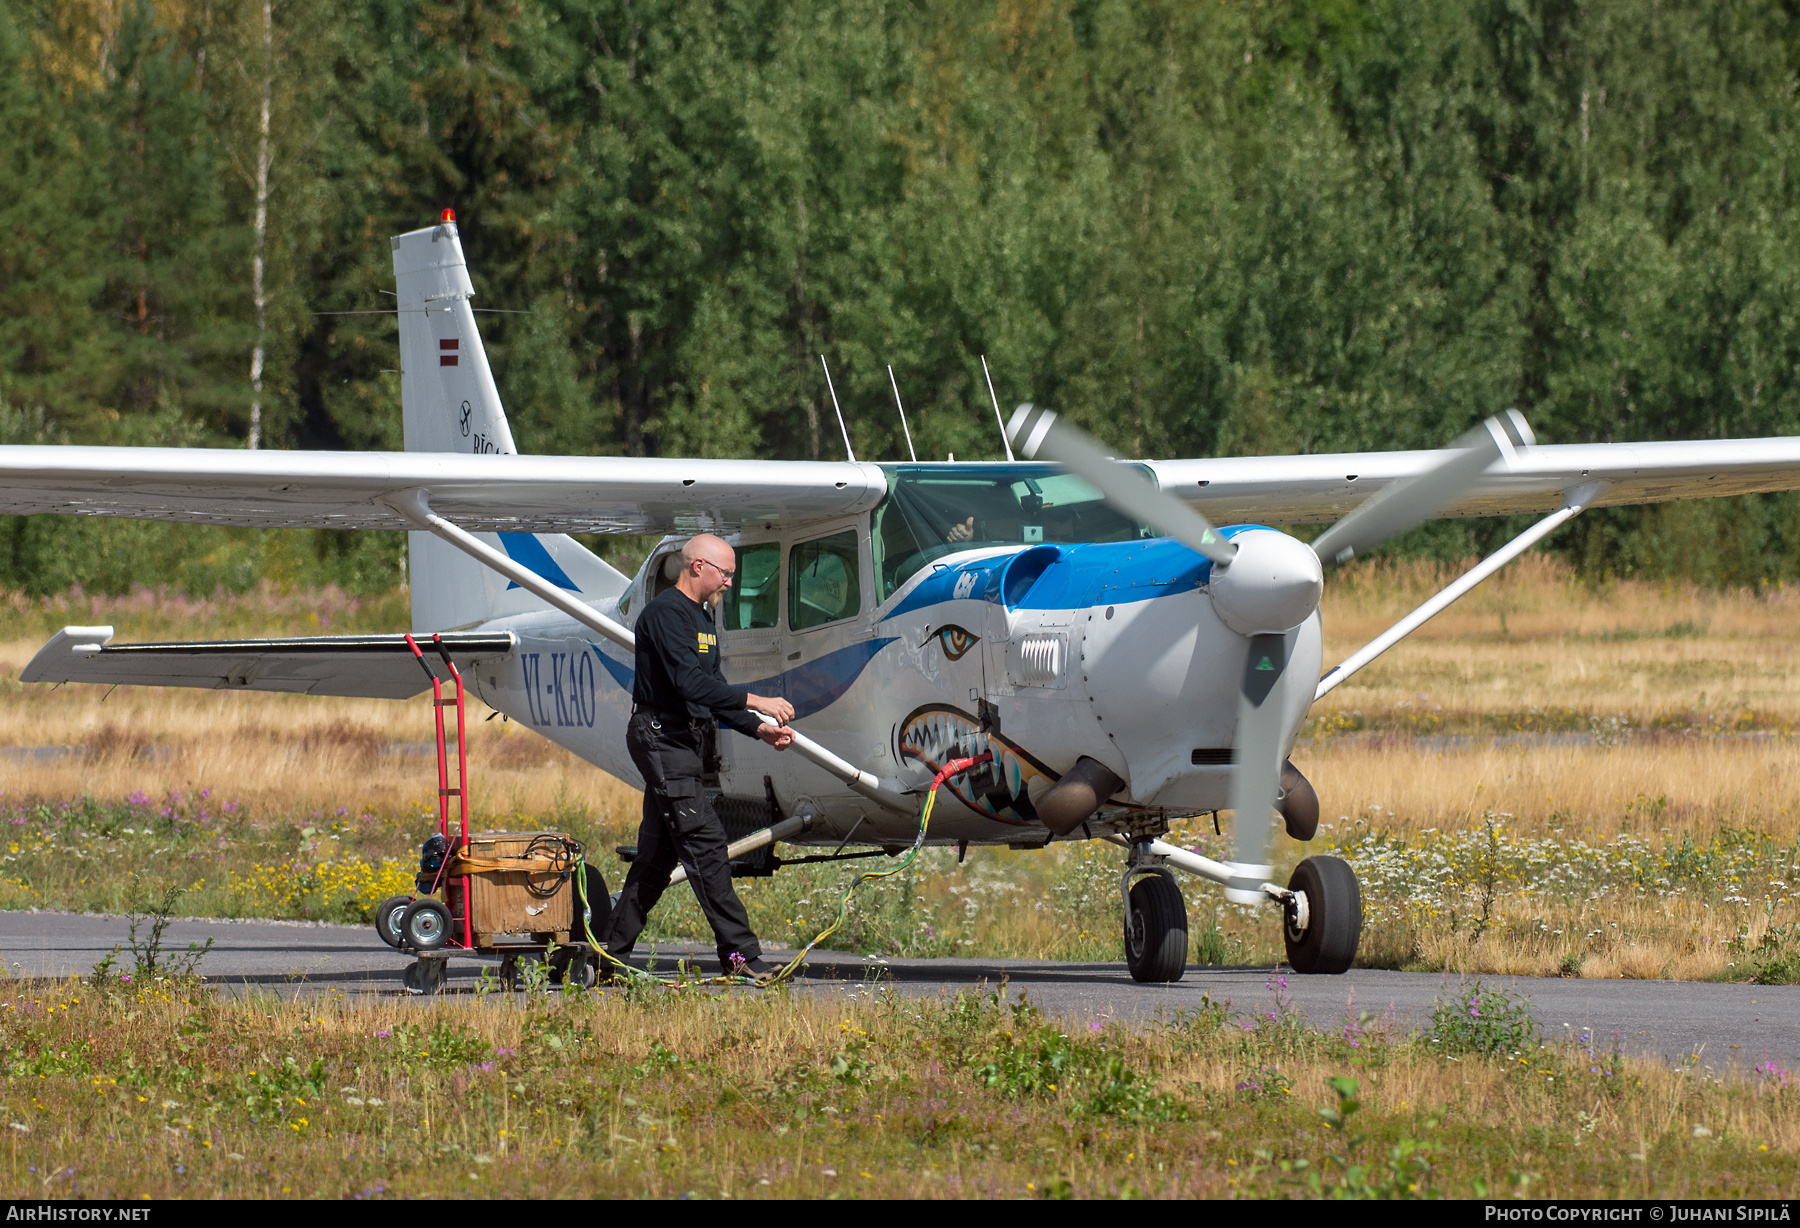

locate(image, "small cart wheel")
[[375, 895, 413, 949], [1282, 855, 1362, 975], [1124, 873, 1188, 984], [404, 958, 447, 996], [400, 899, 452, 951], [498, 953, 519, 992]]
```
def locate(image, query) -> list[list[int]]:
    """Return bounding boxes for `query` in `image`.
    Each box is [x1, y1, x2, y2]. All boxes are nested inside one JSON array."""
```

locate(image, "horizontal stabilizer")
[[21, 628, 517, 700]]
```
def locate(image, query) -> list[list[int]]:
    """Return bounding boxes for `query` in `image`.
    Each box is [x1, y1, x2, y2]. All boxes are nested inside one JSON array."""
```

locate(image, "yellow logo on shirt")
[[697, 632, 717, 653]]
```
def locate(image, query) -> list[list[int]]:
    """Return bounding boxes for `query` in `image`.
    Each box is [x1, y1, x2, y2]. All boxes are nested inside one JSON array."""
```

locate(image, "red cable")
[[930, 751, 993, 792]]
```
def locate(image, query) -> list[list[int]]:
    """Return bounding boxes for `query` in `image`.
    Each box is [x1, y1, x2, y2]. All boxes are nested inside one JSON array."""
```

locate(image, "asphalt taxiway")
[[0, 910, 1790, 1072]]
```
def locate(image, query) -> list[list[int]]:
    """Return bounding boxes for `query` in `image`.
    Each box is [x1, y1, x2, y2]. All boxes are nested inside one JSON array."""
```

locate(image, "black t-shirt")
[[633, 587, 765, 737]]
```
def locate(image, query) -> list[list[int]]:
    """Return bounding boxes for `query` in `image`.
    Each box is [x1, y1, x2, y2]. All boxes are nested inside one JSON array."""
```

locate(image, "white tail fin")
[[392, 219, 627, 631]]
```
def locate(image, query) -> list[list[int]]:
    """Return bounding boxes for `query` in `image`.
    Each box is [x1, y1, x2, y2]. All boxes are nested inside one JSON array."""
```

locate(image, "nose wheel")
[[1281, 855, 1361, 974], [1123, 871, 1188, 983]]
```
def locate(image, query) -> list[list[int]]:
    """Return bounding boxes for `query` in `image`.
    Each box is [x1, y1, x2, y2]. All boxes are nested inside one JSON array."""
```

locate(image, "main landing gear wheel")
[[1124, 873, 1188, 983], [374, 895, 413, 949], [1282, 855, 1362, 975], [400, 899, 452, 952]]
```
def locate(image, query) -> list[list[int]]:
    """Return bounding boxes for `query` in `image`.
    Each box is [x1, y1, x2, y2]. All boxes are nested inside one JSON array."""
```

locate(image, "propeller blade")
[[1227, 632, 1288, 900], [1006, 404, 1238, 567], [1308, 410, 1534, 569]]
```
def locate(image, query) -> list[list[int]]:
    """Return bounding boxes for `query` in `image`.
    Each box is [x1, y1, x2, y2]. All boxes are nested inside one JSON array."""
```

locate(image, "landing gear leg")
[[1122, 844, 1188, 983]]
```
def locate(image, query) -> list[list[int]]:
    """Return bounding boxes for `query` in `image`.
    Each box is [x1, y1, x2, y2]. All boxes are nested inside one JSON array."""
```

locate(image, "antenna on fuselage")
[[887, 365, 917, 462], [981, 355, 1015, 462], [819, 355, 856, 462]]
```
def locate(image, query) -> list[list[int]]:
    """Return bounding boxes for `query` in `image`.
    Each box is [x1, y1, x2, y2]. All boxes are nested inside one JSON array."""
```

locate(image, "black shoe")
[[729, 957, 778, 985]]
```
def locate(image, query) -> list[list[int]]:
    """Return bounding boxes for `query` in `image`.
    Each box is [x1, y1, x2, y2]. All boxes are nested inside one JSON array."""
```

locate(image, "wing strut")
[[384, 488, 915, 814], [1313, 481, 1609, 702]]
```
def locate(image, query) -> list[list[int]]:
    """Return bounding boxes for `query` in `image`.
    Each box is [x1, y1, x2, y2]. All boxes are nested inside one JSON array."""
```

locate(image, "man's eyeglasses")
[[696, 558, 735, 582]]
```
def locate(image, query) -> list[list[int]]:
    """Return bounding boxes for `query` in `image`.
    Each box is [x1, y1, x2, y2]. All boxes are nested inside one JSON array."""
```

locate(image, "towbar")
[[384, 488, 915, 815], [667, 814, 813, 887]]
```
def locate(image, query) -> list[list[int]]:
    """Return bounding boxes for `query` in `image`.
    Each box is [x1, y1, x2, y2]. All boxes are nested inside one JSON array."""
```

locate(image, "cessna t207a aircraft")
[[18, 217, 1800, 982]]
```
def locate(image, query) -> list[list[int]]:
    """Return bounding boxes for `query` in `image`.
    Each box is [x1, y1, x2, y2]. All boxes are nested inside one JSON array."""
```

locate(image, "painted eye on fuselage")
[[937, 625, 980, 661]]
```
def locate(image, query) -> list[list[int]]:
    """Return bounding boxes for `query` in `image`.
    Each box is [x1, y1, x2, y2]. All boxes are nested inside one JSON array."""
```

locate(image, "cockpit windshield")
[[872, 463, 1154, 602]]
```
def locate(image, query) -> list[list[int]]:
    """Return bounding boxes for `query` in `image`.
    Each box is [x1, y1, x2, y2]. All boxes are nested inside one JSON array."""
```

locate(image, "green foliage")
[[91, 882, 214, 989], [384, 1020, 492, 1070], [234, 1055, 327, 1124], [1426, 980, 1540, 1057], [1745, 923, 1800, 986], [1251, 1074, 1437, 1198], [4, 1, 1800, 584], [967, 994, 1189, 1122]]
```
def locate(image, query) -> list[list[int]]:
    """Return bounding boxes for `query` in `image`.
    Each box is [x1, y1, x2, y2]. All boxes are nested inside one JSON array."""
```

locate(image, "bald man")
[[601, 534, 796, 982]]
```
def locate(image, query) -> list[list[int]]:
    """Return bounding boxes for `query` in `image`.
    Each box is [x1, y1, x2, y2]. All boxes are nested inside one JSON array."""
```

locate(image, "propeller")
[[1005, 405, 1239, 567], [1004, 403, 1531, 900], [1308, 410, 1534, 568], [1003, 403, 1533, 575]]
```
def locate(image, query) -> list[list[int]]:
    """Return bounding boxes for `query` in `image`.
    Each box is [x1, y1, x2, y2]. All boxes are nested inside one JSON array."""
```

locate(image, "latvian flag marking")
[[439, 338, 459, 367]]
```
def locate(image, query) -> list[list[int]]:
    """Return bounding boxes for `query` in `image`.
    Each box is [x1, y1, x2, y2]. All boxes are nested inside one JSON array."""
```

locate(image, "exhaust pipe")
[[1037, 756, 1127, 835], [1280, 759, 1319, 841]]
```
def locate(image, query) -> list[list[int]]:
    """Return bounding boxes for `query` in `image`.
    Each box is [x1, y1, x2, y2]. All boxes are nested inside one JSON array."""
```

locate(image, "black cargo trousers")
[[601, 711, 762, 970]]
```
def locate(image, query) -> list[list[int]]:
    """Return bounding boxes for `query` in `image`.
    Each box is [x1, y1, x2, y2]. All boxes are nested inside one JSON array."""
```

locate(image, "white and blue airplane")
[[17, 216, 1800, 981]]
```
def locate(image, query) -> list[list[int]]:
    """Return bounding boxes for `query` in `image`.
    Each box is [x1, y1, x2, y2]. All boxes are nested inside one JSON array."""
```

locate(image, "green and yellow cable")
[[579, 753, 990, 989], [766, 753, 988, 983]]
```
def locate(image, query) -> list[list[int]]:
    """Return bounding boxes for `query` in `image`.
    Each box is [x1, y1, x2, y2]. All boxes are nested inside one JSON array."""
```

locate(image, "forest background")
[[6, 0, 1800, 596]]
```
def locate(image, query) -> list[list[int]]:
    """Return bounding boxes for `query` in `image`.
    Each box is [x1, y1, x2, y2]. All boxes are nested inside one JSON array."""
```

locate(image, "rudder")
[[391, 218, 627, 630]]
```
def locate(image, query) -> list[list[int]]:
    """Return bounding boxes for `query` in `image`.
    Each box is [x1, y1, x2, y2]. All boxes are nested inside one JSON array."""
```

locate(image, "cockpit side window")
[[872, 498, 925, 603], [728, 542, 781, 630], [789, 530, 862, 630]]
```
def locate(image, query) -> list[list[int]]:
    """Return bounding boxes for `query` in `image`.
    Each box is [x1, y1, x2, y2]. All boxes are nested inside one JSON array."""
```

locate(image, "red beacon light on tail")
[[441, 208, 455, 223]]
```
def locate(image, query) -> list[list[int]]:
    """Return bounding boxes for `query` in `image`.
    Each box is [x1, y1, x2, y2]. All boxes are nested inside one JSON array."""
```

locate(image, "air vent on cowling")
[[1007, 634, 1065, 687]]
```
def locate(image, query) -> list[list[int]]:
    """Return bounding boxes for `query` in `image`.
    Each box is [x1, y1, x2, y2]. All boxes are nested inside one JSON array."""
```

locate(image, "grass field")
[[0, 971, 1791, 1199], [1, 571, 1798, 1200], [0, 565, 1796, 980]]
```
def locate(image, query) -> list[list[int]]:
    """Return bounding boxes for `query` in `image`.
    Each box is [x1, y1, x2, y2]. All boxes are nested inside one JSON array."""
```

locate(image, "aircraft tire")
[[1283, 856, 1362, 974], [1124, 874, 1188, 983], [375, 895, 413, 949]]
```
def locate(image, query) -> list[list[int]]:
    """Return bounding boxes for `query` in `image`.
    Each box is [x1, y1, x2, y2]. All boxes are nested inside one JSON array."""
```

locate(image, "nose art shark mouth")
[[897, 704, 1058, 827]]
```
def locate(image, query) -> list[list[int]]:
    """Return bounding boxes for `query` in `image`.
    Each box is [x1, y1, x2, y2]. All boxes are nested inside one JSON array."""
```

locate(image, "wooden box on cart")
[[459, 830, 575, 943]]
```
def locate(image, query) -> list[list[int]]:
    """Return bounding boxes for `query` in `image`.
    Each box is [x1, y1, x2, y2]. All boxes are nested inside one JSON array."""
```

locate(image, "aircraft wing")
[[0, 447, 887, 534], [20, 628, 517, 699], [1150, 436, 1800, 523], [0, 435, 1797, 535]]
